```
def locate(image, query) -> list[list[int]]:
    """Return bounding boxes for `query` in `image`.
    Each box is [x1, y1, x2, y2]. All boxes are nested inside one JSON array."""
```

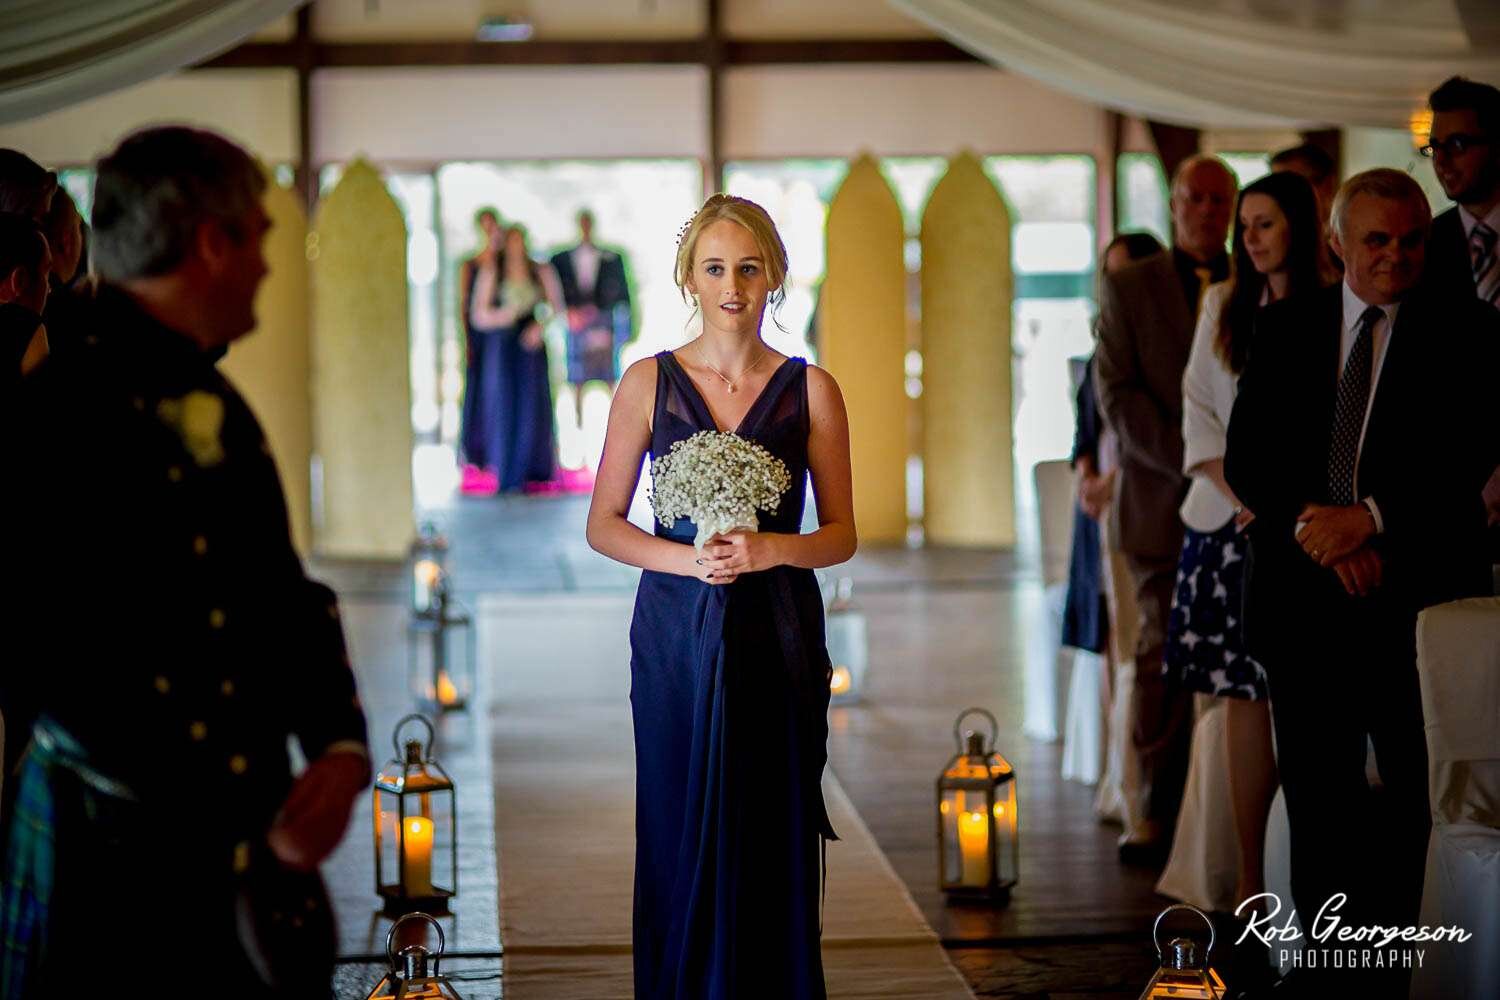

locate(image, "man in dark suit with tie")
[[1094, 154, 1236, 861], [551, 208, 634, 430], [1423, 76, 1500, 307], [1226, 169, 1498, 994], [1423, 75, 1500, 541]]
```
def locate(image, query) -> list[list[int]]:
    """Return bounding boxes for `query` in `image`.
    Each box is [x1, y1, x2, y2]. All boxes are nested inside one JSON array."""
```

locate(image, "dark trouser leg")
[[1126, 553, 1192, 839], [1265, 605, 1426, 998]]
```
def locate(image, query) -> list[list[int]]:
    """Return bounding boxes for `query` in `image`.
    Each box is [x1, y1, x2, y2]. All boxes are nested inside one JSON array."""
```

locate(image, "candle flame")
[[437, 672, 459, 705], [829, 665, 852, 695]]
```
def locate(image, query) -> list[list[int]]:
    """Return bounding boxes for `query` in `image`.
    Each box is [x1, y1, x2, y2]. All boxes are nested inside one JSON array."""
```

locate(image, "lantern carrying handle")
[[386, 911, 445, 967], [393, 713, 436, 760], [1152, 903, 1215, 961], [952, 707, 999, 754]]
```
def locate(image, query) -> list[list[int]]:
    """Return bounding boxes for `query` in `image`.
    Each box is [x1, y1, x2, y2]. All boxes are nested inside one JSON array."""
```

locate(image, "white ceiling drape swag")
[[888, 0, 1500, 128], [0, 0, 307, 125]]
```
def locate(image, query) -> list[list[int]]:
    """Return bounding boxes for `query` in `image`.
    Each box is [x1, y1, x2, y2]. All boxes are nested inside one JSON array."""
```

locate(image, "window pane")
[[1117, 152, 1169, 245], [725, 159, 850, 362], [1222, 152, 1271, 188]]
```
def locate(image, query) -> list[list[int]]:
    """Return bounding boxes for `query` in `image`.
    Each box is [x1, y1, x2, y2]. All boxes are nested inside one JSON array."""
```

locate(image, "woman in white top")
[[1161, 170, 1332, 910]]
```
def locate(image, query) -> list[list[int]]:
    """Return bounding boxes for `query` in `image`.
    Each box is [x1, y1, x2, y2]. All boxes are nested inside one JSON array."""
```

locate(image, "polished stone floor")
[[312, 488, 1259, 998]]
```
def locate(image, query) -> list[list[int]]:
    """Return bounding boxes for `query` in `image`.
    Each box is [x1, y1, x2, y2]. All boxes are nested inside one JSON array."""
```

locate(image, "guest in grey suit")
[[1093, 155, 1237, 861]]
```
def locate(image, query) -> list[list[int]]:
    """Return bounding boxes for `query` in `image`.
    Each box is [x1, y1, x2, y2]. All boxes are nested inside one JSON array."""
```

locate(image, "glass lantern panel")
[[993, 779, 1019, 885], [374, 787, 405, 891], [412, 556, 443, 615], [367, 974, 464, 1000], [1139, 968, 1225, 1000], [939, 788, 994, 889], [409, 616, 475, 711], [826, 609, 868, 705]]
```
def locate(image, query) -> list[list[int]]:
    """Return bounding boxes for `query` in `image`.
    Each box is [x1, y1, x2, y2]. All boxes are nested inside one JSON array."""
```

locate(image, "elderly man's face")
[[204, 199, 272, 345], [1171, 161, 1236, 260], [1430, 108, 1500, 206], [1332, 194, 1427, 305]]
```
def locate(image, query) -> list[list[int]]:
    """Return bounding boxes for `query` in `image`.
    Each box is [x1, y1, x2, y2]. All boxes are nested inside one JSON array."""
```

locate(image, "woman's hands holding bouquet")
[[692, 531, 783, 585]]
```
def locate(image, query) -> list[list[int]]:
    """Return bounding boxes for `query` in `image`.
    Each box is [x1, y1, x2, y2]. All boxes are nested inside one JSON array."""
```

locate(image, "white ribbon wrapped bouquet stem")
[[649, 430, 792, 551]]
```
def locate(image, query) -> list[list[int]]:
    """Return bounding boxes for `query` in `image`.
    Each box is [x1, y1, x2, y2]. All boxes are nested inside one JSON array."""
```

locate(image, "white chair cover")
[[1411, 823, 1500, 999], [1061, 648, 1105, 785], [1412, 598, 1500, 997], [1025, 460, 1076, 742], [1155, 695, 1240, 912]]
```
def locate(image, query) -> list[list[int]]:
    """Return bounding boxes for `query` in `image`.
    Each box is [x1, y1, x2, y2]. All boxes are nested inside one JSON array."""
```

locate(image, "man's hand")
[[267, 751, 369, 872], [1079, 469, 1115, 520], [1296, 503, 1375, 566], [1330, 545, 1383, 597]]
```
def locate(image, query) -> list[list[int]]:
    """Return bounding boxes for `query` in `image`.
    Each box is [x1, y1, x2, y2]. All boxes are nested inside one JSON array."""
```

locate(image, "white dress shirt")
[[1338, 280, 1399, 532], [571, 242, 601, 298], [1180, 282, 1243, 532]]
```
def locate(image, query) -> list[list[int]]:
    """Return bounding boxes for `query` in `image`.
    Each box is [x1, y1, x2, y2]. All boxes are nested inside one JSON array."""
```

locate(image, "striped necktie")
[[1471, 221, 1499, 305], [1328, 305, 1382, 506]]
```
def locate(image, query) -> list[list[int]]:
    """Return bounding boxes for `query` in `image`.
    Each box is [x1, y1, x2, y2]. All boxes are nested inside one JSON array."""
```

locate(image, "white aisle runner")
[[484, 592, 975, 999]]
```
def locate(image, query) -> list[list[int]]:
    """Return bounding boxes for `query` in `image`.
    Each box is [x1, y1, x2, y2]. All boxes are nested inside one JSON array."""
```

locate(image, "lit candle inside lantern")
[[414, 559, 440, 608], [437, 671, 459, 706], [402, 816, 434, 895], [830, 665, 852, 696], [958, 805, 990, 887]]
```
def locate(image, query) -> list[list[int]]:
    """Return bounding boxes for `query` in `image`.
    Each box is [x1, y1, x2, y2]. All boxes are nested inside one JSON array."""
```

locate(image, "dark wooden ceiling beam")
[[196, 37, 980, 70]]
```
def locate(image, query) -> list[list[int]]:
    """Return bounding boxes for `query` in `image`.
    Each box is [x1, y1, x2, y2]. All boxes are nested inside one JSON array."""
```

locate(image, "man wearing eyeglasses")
[[1424, 77, 1500, 308], [1423, 76, 1500, 545]]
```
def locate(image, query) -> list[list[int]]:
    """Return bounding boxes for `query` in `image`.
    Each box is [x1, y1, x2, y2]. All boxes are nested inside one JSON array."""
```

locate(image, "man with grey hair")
[[1095, 153, 1237, 863], [4, 126, 369, 998], [1227, 168, 1498, 995]]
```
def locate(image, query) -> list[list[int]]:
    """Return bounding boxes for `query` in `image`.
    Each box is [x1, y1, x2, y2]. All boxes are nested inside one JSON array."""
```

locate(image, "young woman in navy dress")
[[586, 194, 856, 999]]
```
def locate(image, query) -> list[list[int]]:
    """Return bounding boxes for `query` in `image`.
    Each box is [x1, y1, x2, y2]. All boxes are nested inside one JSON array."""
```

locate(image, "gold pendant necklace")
[[696, 344, 767, 394]]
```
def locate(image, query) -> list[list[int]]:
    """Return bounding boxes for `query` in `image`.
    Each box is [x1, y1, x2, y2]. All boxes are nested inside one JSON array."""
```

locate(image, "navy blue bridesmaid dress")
[[629, 351, 838, 1000], [459, 263, 556, 490]]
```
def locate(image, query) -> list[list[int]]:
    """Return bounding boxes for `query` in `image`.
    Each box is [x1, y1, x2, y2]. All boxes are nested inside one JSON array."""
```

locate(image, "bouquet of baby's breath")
[[649, 430, 792, 551]]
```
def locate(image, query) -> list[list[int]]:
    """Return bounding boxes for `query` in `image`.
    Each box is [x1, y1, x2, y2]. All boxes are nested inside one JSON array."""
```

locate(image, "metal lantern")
[[410, 520, 449, 617], [1139, 904, 1226, 999], [365, 913, 466, 1000], [407, 573, 475, 713], [824, 577, 868, 706], [373, 715, 458, 916], [936, 707, 1019, 899]]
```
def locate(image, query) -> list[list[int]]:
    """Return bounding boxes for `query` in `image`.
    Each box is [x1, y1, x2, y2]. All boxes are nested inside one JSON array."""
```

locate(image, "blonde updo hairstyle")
[[674, 194, 789, 327]]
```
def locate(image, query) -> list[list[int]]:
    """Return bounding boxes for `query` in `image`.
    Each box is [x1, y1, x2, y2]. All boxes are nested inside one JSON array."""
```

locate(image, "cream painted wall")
[[305, 0, 932, 41], [0, 70, 297, 166], [311, 0, 704, 40], [723, 0, 933, 38], [7, 63, 1122, 169], [722, 65, 1107, 159], [312, 66, 709, 163]]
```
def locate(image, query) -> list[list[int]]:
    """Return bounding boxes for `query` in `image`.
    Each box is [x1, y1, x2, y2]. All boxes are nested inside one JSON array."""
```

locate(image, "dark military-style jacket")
[[12, 282, 368, 867]]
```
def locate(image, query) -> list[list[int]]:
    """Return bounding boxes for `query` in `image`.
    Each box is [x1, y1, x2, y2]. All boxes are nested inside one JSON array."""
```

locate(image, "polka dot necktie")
[[1471, 221, 1499, 305], [1327, 305, 1382, 506]]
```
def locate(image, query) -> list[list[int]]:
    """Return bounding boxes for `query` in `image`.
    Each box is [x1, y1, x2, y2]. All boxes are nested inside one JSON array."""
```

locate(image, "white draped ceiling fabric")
[[889, 0, 1500, 128], [0, 0, 307, 125]]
